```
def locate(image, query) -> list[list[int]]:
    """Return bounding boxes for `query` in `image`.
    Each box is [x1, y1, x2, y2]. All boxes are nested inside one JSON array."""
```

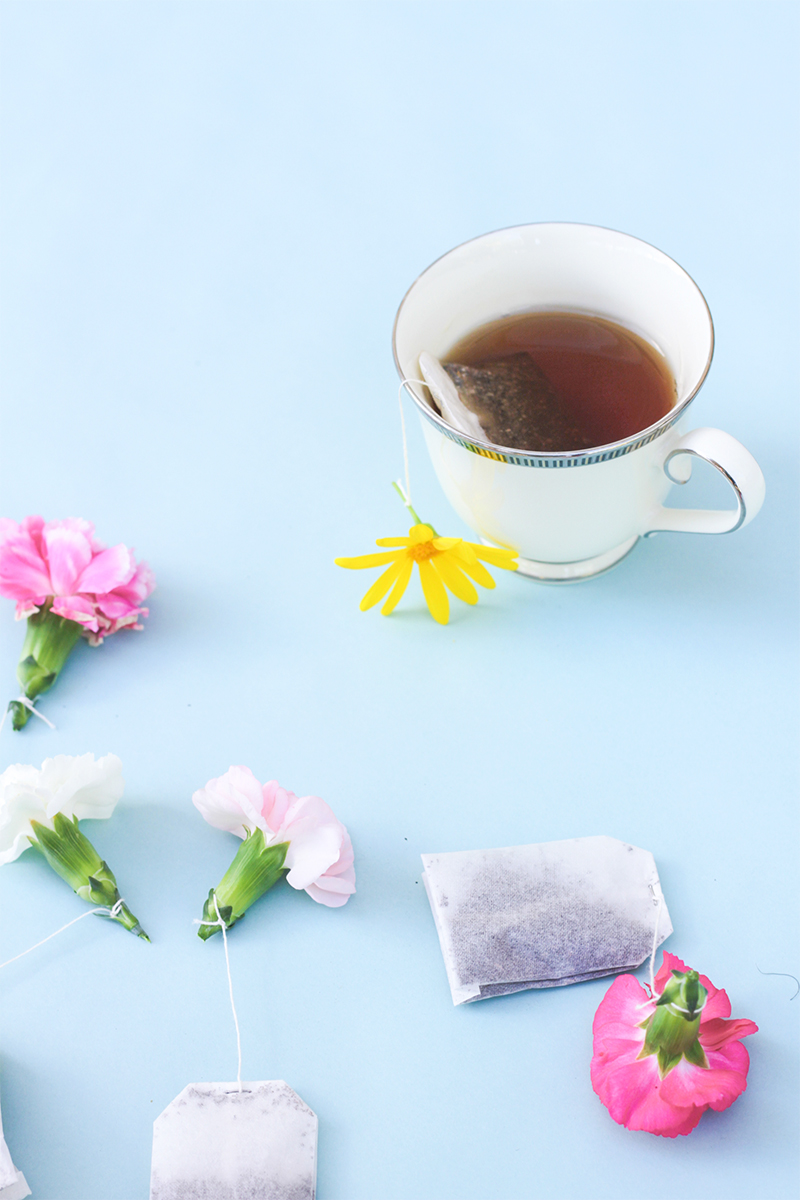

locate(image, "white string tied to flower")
[[0, 695, 56, 733], [193, 895, 244, 1093], [645, 887, 710, 1016], [0, 897, 127, 970]]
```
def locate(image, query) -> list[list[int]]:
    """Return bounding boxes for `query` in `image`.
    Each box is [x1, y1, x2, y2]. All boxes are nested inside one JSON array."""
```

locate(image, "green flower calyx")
[[29, 812, 149, 940], [198, 828, 289, 941], [638, 968, 709, 1077], [9, 604, 82, 730]]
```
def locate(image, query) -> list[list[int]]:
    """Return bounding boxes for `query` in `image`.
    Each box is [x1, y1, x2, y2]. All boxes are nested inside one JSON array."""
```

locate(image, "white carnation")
[[0, 753, 124, 866]]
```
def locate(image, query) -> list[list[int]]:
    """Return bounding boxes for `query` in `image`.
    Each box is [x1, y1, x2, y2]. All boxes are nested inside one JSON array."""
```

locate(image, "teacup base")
[[490, 535, 640, 583]]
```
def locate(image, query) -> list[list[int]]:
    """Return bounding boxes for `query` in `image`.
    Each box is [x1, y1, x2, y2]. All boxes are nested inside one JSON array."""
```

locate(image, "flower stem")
[[29, 813, 150, 941], [392, 480, 434, 532], [8, 605, 82, 730], [198, 831, 289, 940]]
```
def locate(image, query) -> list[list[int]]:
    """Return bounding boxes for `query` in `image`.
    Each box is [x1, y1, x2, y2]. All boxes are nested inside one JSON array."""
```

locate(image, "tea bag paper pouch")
[[419, 352, 486, 441], [0, 1094, 30, 1200], [422, 835, 672, 1005], [419, 350, 586, 452], [150, 1081, 317, 1200]]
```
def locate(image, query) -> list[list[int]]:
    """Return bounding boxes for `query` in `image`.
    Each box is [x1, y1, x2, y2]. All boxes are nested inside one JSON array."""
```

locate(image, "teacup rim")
[[391, 221, 715, 467]]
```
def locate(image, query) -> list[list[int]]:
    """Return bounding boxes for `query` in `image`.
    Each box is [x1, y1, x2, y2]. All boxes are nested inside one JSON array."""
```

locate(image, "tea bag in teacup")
[[150, 1081, 317, 1200], [422, 835, 671, 1005], [419, 350, 585, 452], [418, 351, 486, 441]]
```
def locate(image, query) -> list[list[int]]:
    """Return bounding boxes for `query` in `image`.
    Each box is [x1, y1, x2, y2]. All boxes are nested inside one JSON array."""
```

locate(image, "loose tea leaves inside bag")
[[445, 354, 586, 451], [422, 835, 672, 1005], [150, 1081, 317, 1200], [419, 351, 586, 451]]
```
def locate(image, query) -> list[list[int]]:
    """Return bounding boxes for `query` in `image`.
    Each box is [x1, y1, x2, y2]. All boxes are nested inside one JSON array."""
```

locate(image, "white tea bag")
[[422, 835, 671, 1005], [418, 349, 586, 451], [418, 352, 486, 441], [150, 1081, 317, 1200], [0, 1093, 30, 1200]]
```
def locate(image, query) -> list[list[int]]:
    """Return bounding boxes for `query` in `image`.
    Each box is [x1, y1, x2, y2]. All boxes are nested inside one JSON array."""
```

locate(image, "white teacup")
[[392, 223, 765, 581]]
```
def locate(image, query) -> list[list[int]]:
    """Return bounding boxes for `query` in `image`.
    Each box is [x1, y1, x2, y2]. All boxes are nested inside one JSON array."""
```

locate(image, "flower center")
[[409, 541, 438, 562]]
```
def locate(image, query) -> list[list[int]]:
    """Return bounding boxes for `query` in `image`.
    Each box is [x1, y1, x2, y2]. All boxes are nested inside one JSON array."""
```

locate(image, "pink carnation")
[[193, 766, 355, 908], [591, 952, 758, 1137], [0, 515, 154, 644]]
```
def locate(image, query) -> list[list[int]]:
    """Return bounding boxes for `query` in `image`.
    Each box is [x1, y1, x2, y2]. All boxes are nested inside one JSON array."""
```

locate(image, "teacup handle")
[[645, 427, 766, 535]]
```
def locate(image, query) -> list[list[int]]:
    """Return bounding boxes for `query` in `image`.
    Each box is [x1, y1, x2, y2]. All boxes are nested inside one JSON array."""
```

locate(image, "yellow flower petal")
[[408, 523, 436, 545], [336, 550, 405, 570], [454, 540, 478, 563], [418, 558, 450, 624], [450, 544, 496, 589], [381, 558, 414, 615], [469, 542, 519, 570], [375, 537, 411, 547], [359, 558, 406, 610], [432, 536, 461, 551], [432, 553, 478, 604]]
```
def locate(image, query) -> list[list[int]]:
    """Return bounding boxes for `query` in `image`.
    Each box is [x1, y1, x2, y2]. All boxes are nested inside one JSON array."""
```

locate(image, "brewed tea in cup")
[[439, 309, 676, 453]]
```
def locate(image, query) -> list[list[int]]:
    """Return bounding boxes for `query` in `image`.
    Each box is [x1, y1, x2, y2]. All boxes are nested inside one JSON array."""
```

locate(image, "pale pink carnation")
[[0, 515, 154, 644], [192, 765, 356, 908], [591, 952, 758, 1137]]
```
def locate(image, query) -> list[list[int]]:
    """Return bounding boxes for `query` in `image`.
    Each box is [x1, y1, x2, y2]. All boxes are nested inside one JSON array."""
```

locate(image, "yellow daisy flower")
[[336, 523, 518, 625]]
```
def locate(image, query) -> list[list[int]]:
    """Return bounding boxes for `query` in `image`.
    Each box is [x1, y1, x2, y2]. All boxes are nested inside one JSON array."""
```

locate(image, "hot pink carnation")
[[193, 765, 356, 908], [0, 515, 154, 644], [591, 952, 758, 1137]]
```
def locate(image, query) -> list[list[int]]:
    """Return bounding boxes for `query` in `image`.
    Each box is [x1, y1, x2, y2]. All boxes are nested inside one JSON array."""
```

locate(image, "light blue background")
[[0, 3, 798, 1198]]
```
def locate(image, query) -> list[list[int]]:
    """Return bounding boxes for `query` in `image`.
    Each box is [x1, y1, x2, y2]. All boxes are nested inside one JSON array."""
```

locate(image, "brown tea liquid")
[[443, 310, 676, 452]]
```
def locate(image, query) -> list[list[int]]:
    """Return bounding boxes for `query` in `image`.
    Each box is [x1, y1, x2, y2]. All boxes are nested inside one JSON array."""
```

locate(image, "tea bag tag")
[[150, 1081, 317, 1200], [0, 1095, 30, 1200], [0, 1173, 30, 1200], [419, 352, 486, 441], [0, 1154, 29, 1200], [0, 1174, 30, 1200]]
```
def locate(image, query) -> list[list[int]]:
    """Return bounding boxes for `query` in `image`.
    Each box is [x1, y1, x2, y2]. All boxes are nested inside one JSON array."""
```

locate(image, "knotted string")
[[0, 898, 126, 970], [0, 696, 56, 733], [646, 888, 709, 1014], [193, 896, 243, 1092]]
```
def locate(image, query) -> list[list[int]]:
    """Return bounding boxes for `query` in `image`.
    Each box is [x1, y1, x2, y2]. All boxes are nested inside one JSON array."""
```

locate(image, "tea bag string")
[[193, 896, 243, 1093], [0, 696, 56, 733], [755, 966, 800, 1000], [647, 889, 710, 1014], [0, 898, 126, 970], [648, 887, 664, 996], [397, 379, 432, 512]]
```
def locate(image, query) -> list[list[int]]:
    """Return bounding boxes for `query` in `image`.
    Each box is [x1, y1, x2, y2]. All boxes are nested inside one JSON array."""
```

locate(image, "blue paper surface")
[[0, 3, 797, 1198]]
